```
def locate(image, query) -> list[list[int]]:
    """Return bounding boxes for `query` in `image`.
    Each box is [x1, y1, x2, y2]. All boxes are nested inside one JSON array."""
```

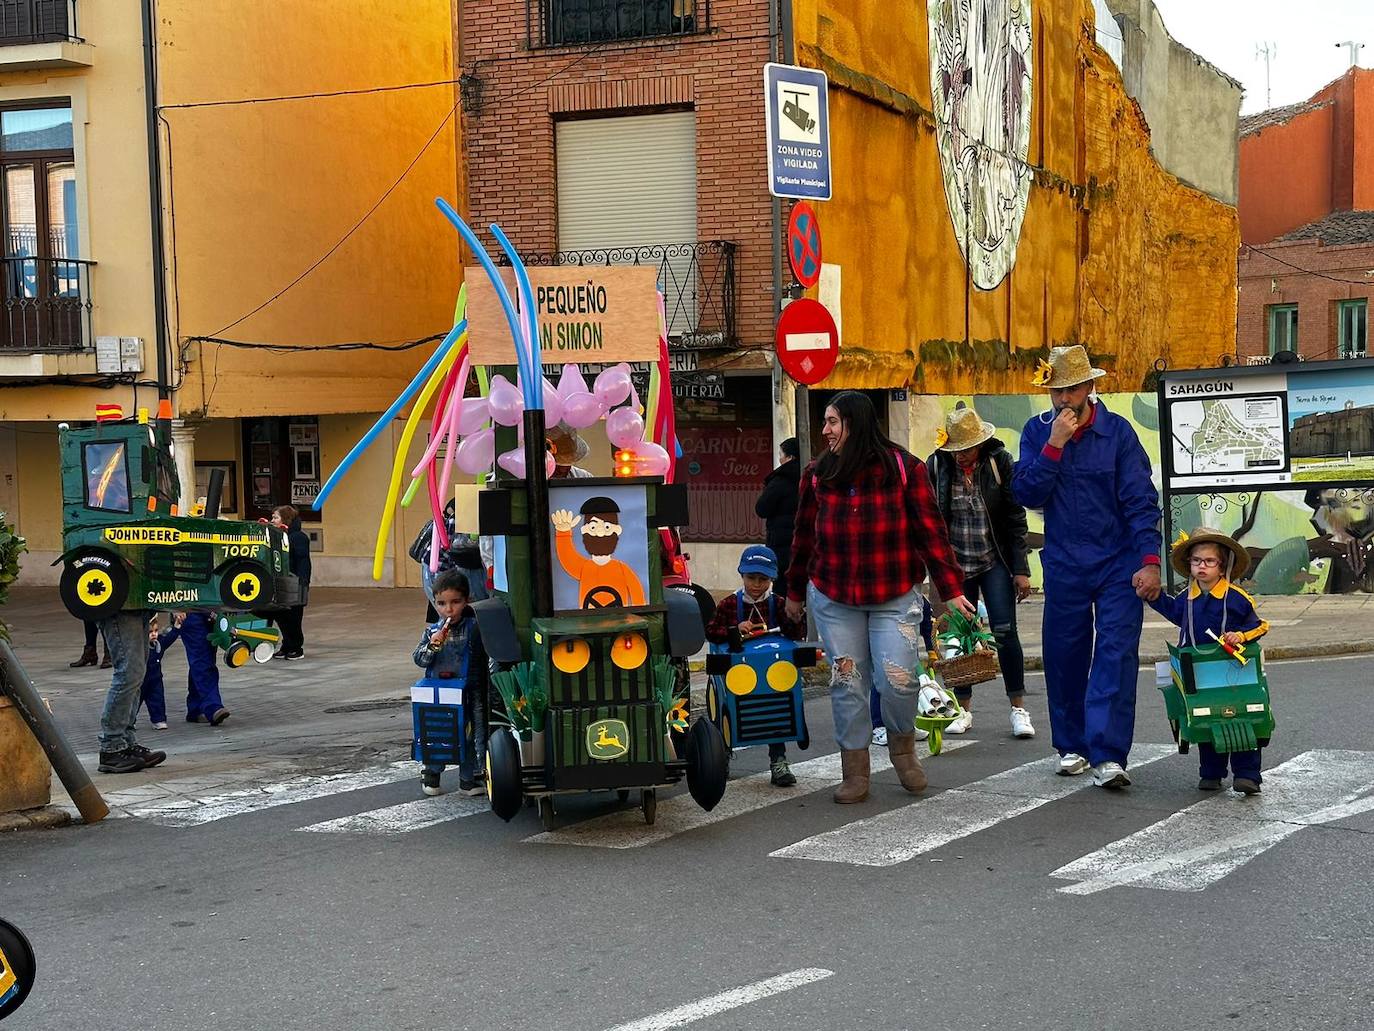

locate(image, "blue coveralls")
[[179, 612, 227, 722], [138, 626, 182, 725], [1013, 400, 1161, 767]]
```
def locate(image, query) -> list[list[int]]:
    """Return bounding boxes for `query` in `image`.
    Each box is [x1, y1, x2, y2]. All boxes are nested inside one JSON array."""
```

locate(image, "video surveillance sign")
[[765, 63, 832, 200]]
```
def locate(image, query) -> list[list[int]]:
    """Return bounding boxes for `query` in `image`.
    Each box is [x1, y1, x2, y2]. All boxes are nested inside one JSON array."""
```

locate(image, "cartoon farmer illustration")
[[550, 497, 647, 609]]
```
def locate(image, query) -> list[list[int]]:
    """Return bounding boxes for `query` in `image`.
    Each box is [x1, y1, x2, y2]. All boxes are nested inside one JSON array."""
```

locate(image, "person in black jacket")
[[927, 405, 1035, 740], [271, 505, 312, 660], [755, 436, 801, 584]]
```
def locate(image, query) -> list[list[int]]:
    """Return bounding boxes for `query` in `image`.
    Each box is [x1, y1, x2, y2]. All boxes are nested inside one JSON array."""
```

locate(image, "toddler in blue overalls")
[[1148, 527, 1270, 794], [413, 569, 487, 797], [138, 615, 183, 729]]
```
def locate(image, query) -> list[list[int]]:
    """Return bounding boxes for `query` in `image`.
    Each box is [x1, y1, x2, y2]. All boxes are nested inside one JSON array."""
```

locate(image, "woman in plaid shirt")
[[785, 392, 976, 804]]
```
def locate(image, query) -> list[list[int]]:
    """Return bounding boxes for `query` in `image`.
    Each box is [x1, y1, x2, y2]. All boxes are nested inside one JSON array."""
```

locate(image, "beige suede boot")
[[888, 733, 929, 794], [833, 748, 871, 803]]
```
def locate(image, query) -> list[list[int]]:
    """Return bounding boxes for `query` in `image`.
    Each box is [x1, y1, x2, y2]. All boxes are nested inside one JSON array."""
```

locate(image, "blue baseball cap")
[[738, 545, 778, 578]]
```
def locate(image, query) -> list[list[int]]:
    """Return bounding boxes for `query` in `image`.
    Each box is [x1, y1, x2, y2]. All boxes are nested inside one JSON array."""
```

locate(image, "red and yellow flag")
[[94, 403, 124, 423]]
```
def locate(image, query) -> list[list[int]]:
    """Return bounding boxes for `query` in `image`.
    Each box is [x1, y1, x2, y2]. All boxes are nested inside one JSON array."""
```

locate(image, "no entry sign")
[[775, 298, 838, 385], [787, 202, 822, 289]]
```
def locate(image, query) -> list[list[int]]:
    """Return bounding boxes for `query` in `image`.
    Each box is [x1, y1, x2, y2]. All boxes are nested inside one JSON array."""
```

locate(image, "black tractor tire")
[[0, 917, 37, 1020], [486, 729, 523, 822], [59, 549, 128, 621], [685, 716, 729, 812], [219, 561, 269, 610]]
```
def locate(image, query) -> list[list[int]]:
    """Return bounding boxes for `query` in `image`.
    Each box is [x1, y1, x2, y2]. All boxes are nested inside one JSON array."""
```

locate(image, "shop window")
[[1267, 304, 1297, 356], [676, 376, 773, 543], [83, 440, 130, 512], [241, 416, 321, 522], [1338, 299, 1367, 359]]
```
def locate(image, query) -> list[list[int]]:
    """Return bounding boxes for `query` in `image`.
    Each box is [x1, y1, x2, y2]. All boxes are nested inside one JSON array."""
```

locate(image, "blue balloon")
[[312, 319, 467, 510], [434, 199, 536, 409], [488, 222, 544, 410]]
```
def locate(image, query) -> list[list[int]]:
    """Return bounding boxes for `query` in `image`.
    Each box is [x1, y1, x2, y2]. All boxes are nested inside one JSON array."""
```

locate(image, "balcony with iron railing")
[[506, 241, 736, 349], [0, 0, 89, 69], [1, 255, 94, 351], [526, 0, 708, 48]]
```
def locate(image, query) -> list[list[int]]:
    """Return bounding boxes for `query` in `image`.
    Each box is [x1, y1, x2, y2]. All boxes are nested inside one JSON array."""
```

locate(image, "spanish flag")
[[94, 403, 124, 423]]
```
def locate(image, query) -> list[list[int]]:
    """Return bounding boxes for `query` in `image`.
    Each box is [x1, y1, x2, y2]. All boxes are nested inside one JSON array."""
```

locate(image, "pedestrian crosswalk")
[[82, 743, 1374, 895]]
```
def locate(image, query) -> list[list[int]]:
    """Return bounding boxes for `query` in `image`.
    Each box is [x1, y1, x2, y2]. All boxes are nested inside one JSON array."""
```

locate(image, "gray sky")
[[1150, 0, 1374, 113]]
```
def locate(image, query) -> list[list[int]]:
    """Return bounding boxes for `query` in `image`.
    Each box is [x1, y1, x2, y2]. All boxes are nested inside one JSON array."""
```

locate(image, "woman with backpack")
[[785, 391, 975, 804]]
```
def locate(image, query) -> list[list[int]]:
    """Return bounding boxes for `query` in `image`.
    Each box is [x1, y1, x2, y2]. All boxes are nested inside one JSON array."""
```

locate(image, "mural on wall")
[[933, 393, 1374, 595], [927, 0, 1035, 290]]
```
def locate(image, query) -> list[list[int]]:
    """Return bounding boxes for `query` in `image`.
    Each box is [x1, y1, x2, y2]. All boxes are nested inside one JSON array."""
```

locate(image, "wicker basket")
[[933, 649, 1000, 691]]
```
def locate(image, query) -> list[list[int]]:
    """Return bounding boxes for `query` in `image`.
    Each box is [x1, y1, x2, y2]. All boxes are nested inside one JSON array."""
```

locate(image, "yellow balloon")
[[372, 335, 466, 580]]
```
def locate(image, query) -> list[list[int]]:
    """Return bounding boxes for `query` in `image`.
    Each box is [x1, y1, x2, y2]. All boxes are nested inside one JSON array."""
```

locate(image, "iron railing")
[[509, 240, 736, 349], [1, 255, 93, 350], [527, 0, 708, 48], [0, 0, 79, 44]]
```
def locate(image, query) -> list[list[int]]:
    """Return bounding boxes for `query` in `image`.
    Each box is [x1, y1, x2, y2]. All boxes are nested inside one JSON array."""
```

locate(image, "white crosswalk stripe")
[[298, 792, 491, 834], [1051, 749, 1374, 894], [525, 741, 971, 849], [769, 743, 1176, 867]]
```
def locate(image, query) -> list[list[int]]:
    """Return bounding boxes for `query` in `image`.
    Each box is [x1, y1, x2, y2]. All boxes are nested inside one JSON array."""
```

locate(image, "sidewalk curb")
[[0, 806, 74, 833]]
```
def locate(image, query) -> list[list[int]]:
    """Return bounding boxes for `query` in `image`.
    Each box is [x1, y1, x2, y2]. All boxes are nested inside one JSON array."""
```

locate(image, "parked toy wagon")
[[54, 411, 299, 620], [1159, 642, 1275, 754], [477, 473, 729, 829]]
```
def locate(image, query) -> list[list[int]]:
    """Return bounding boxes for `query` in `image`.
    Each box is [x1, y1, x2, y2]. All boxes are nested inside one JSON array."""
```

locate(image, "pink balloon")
[[454, 428, 495, 474], [496, 447, 557, 479], [606, 406, 645, 449], [558, 364, 589, 398], [456, 397, 490, 435], [539, 377, 564, 427], [489, 374, 523, 427], [562, 391, 602, 429], [629, 440, 671, 477], [594, 364, 633, 408]]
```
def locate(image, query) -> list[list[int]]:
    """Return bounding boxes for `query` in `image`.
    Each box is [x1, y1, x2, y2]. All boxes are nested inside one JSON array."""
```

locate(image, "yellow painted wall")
[[155, 0, 461, 419], [793, 0, 1239, 396]]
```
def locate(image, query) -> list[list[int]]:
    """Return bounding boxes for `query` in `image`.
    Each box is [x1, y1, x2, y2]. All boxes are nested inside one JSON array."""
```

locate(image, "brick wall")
[[1237, 239, 1374, 361], [458, 0, 777, 350]]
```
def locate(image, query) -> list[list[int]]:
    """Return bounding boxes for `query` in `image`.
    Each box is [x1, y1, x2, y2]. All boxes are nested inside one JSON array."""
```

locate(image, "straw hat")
[[1169, 526, 1251, 580], [1030, 345, 1107, 389], [934, 404, 996, 452], [546, 425, 590, 466]]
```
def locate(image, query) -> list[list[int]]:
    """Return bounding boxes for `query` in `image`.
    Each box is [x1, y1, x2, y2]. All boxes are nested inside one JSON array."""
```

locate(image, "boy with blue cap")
[[705, 545, 804, 786]]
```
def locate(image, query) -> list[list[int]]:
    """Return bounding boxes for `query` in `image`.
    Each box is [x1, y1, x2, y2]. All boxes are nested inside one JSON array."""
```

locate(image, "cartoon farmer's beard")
[[581, 515, 623, 562]]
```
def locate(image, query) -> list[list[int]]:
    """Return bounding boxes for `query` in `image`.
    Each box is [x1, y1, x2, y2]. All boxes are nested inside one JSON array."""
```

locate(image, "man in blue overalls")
[[1013, 345, 1162, 789]]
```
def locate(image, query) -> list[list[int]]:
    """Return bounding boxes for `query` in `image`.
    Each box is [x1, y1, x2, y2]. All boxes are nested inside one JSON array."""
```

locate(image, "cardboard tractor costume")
[[56, 406, 299, 625], [1159, 643, 1274, 755]]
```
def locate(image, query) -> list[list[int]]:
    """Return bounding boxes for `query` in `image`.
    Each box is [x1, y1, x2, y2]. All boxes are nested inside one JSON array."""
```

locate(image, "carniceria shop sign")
[[467, 265, 660, 365]]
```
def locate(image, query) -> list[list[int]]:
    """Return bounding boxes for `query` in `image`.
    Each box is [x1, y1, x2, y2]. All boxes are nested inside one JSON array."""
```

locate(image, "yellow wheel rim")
[[722, 715, 732, 748], [75, 568, 115, 608], [225, 643, 249, 668], [706, 684, 718, 721], [485, 750, 494, 802], [230, 572, 262, 603], [766, 661, 798, 692], [725, 664, 757, 696]]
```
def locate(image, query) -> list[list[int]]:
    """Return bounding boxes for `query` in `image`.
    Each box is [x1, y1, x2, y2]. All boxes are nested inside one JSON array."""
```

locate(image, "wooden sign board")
[[466, 265, 661, 366]]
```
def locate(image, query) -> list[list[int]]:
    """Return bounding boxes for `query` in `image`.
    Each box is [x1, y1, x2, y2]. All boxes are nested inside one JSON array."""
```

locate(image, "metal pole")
[[0, 640, 109, 824], [141, 0, 171, 401], [523, 408, 553, 618]]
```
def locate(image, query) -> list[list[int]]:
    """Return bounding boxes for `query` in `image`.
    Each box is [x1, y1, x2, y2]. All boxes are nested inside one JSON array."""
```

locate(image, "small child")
[[180, 612, 230, 726], [1149, 527, 1270, 795], [413, 569, 488, 797], [705, 546, 804, 787], [138, 614, 184, 730]]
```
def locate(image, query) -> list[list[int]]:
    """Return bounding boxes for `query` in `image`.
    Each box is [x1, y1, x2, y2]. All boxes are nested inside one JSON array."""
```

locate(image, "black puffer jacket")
[[927, 439, 1031, 578], [286, 515, 312, 586], [755, 459, 801, 558]]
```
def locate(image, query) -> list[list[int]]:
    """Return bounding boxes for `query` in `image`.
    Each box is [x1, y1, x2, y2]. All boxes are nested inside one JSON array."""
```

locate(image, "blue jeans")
[[871, 596, 933, 727], [960, 562, 1027, 701], [809, 583, 925, 751], [98, 611, 150, 752]]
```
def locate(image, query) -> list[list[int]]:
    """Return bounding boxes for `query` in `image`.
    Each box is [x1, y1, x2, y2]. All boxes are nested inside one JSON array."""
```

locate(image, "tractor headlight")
[[553, 637, 591, 675], [766, 661, 798, 692], [725, 664, 757, 696], [611, 632, 648, 670]]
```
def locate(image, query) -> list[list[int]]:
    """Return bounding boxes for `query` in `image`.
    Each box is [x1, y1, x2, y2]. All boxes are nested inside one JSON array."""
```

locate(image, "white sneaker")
[[1092, 761, 1131, 789], [1058, 752, 1090, 776], [152, 721, 168, 730], [945, 711, 972, 735], [913, 727, 929, 741], [871, 726, 888, 747], [1009, 707, 1035, 739]]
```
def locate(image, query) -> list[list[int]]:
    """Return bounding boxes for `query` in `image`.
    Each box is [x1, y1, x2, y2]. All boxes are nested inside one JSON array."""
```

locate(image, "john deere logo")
[[587, 718, 629, 760], [0, 917, 36, 1020], [1221, 705, 1237, 718]]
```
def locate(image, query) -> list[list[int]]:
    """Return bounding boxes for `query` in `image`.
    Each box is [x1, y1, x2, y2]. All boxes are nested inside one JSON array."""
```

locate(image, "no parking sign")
[[787, 202, 822, 289]]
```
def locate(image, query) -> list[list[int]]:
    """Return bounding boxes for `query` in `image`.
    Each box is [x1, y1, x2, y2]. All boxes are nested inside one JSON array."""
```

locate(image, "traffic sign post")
[[787, 202, 822, 289], [775, 299, 839, 385], [765, 63, 832, 200]]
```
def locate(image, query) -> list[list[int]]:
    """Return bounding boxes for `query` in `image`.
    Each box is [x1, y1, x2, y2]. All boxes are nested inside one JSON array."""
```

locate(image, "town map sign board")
[[1157, 357, 1374, 574], [466, 265, 661, 366]]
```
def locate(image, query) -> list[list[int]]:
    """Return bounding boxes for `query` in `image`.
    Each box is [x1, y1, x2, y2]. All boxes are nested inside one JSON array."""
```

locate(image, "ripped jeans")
[[808, 583, 925, 751]]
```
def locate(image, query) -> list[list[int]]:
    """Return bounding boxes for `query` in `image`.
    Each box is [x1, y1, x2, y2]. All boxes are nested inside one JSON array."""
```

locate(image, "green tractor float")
[[54, 408, 300, 623]]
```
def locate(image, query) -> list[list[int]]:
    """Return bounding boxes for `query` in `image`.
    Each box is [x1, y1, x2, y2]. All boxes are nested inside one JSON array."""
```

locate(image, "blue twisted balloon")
[[488, 222, 543, 409]]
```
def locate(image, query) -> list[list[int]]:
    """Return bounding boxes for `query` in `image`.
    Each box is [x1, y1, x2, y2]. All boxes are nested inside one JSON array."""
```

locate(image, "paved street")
[[2, 582, 1372, 1030]]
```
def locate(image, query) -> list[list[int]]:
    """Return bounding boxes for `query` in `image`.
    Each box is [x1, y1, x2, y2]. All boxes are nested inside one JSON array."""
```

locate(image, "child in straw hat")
[[1148, 527, 1269, 794]]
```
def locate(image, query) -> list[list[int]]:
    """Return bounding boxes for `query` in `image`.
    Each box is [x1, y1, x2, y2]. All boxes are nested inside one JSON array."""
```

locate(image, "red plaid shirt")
[[786, 450, 966, 606]]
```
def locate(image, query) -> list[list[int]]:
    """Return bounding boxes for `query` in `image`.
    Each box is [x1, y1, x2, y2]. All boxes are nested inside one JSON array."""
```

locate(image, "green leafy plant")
[[0, 510, 26, 642], [936, 610, 997, 657], [651, 657, 688, 731], [491, 661, 548, 738]]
